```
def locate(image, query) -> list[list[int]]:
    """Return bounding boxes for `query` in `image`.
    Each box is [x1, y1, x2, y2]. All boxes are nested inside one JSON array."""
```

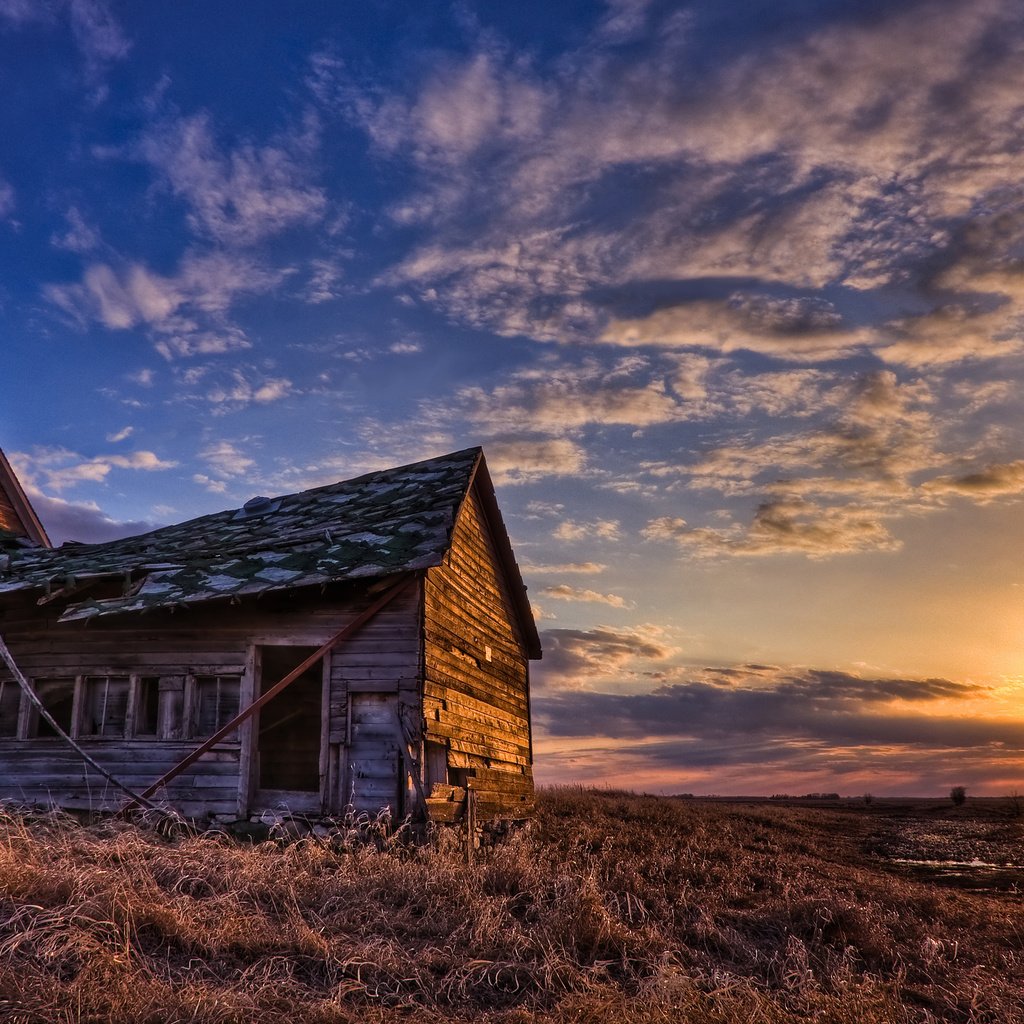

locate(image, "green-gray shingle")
[[0, 448, 482, 622]]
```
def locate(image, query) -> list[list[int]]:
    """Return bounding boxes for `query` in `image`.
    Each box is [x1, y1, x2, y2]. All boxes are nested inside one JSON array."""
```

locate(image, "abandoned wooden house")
[[0, 446, 540, 824]]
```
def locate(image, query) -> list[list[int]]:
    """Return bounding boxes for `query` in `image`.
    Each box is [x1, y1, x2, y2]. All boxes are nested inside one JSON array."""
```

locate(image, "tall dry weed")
[[0, 792, 1021, 1022]]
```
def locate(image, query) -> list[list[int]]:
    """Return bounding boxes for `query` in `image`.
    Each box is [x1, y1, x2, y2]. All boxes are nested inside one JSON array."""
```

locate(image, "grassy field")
[[1, 789, 1023, 1022]]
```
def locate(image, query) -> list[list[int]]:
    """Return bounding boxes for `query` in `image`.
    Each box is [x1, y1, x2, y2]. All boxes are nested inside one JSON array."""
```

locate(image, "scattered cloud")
[[644, 498, 900, 559], [535, 624, 679, 690], [203, 369, 294, 408], [601, 296, 876, 363], [522, 561, 606, 575], [303, 258, 345, 304], [29, 492, 155, 546], [924, 461, 1024, 502], [137, 112, 325, 246], [453, 356, 689, 434], [540, 584, 629, 608], [198, 439, 256, 479], [68, 0, 130, 78], [554, 518, 620, 542], [10, 446, 177, 494], [0, 173, 14, 219], [50, 206, 101, 252], [105, 426, 133, 443], [535, 668, 991, 754], [389, 340, 422, 355], [44, 250, 285, 359], [484, 437, 586, 484]]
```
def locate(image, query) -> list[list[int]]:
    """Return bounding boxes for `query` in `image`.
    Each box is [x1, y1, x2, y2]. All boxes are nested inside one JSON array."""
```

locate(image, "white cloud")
[[643, 499, 901, 559], [554, 518, 620, 542], [138, 112, 326, 246], [198, 440, 256, 478], [68, 0, 130, 75], [454, 357, 688, 433], [522, 561, 607, 575], [484, 437, 587, 484], [540, 584, 629, 608], [126, 368, 156, 387], [601, 296, 877, 363], [204, 370, 294, 408], [51, 206, 100, 252], [11, 446, 177, 493], [192, 473, 228, 494], [44, 250, 284, 359], [303, 258, 346, 304], [0, 174, 14, 219], [105, 426, 133, 443]]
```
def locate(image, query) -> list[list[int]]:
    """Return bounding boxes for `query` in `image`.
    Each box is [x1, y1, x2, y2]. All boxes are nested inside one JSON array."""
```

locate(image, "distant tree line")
[[769, 793, 840, 801]]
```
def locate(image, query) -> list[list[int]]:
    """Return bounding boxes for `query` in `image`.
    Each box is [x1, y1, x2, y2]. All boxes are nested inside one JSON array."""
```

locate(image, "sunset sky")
[[3, 0, 1024, 796]]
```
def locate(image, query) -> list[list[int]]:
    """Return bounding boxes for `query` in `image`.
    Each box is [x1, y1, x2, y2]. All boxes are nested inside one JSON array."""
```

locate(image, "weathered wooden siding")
[[324, 579, 422, 816], [0, 578, 422, 819], [0, 740, 241, 818], [0, 483, 21, 535], [423, 484, 534, 819]]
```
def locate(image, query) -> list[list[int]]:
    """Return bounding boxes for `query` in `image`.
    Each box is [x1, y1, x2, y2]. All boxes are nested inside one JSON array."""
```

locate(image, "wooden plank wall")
[[423, 485, 535, 820], [325, 581, 421, 816], [0, 580, 422, 820], [0, 483, 23, 536]]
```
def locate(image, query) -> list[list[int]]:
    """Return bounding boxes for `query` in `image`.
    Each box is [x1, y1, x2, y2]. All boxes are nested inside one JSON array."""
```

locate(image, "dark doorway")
[[257, 646, 322, 794]]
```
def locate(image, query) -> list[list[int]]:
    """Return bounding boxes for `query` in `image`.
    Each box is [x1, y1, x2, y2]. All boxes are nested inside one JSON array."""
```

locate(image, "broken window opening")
[[0, 677, 19, 737], [134, 677, 160, 736], [195, 675, 241, 739], [31, 678, 75, 737], [81, 676, 130, 737]]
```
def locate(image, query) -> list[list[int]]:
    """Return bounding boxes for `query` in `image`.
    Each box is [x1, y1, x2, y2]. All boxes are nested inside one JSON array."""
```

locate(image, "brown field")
[[1, 789, 1023, 1023]]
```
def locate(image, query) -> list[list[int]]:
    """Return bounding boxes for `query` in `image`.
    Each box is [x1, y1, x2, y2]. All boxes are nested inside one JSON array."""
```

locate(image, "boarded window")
[[81, 676, 130, 737], [33, 678, 75, 737], [195, 676, 241, 738], [0, 677, 20, 737], [134, 677, 160, 736]]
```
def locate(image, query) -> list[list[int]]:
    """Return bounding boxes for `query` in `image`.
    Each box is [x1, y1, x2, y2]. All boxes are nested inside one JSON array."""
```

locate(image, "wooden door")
[[346, 692, 402, 816]]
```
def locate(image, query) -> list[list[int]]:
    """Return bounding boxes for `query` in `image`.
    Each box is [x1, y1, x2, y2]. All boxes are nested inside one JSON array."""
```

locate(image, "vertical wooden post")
[[319, 650, 332, 816], [465, 787, 476, 864]]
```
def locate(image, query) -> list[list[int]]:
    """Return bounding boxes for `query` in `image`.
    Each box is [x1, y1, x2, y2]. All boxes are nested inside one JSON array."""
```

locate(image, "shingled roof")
[[0, 447, 539, 654]]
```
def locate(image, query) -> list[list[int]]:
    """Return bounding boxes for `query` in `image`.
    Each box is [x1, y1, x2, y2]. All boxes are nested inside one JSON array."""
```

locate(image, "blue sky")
[[4, 0, 1024, 795]]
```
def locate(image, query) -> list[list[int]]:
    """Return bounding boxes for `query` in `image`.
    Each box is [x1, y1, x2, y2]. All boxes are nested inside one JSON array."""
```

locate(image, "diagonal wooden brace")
[[121, 573, 416, 813]]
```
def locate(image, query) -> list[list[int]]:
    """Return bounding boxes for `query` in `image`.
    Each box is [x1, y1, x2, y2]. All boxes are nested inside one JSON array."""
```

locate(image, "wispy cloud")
[[50, 206, 101, 253], [137, 112, 326, 247], [554, 518, 620, 542], [44, 250, 286, 359], [12, 446, 177, 493], [68, 0, 130, 77], [540, 584, 630, 608], [924, 461, 1024, 502]]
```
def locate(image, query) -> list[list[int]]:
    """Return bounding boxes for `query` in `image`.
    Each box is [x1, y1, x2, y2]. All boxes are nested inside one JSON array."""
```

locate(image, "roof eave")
[[463, 451, 542, 660], [0, 448, 51, 549]]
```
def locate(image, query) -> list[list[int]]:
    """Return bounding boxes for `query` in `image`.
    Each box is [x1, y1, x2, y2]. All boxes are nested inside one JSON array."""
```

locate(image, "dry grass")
[[0, 788, 1022, 1022]]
